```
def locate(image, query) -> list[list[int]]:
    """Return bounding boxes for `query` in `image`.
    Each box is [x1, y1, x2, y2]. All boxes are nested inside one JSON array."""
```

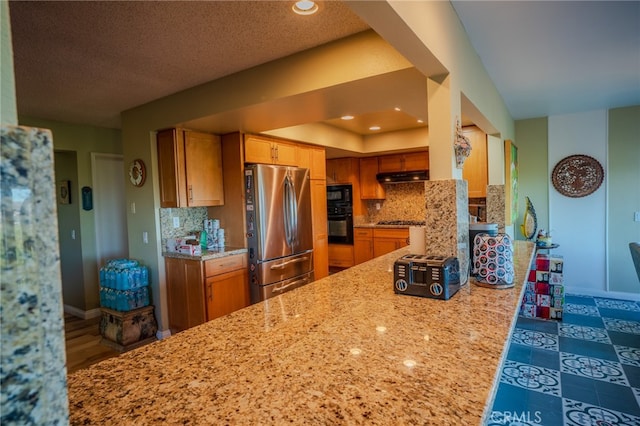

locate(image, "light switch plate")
[[173, 217, 180, 228], [634, 211, 640, 222]]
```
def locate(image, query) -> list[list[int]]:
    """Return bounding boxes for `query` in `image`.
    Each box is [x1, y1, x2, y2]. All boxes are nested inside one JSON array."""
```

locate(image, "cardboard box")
[[535, 282, 550, 295], [550, 308, 563, 320], [536, 271, 550, 283], [552, 284, 564, 297], [523, 291, 536, 304], [177, 244, 202, 256], [552, 296, 564, 309], [521, 304, 536, 318], [549, 256, 564, 273], [525, 281, 536, 292], [536, 294, 551, 307], [536, 254, 550, 272], [536, 306, 550, 319], [550, 272, 563, 284], [528, 269, 537, 283]]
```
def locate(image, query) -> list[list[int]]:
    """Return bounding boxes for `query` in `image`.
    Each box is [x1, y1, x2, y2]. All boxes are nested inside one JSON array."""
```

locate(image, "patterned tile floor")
[[487, 294, 640, 426]]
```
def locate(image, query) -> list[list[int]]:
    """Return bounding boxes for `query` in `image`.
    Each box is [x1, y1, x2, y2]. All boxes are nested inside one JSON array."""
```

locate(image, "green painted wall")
[[514, 118, 549, 241], [19, 116, 122, 311], [608, 106, 640, 293]]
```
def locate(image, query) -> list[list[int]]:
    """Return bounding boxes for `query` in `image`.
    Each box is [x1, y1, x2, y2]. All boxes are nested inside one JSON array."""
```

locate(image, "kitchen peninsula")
[[67, 241, 535, 425]]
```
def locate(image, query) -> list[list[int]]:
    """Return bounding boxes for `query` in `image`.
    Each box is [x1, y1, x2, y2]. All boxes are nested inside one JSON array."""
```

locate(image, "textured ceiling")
[[8, 1, 640, 135], [9, 0, 370, 129]]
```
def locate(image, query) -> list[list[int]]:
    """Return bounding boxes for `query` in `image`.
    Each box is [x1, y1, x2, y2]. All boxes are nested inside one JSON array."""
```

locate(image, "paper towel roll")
[[409, 226, 426, 255]]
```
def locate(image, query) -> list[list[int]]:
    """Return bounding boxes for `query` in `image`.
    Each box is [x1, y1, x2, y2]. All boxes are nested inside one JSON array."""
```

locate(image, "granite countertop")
[[68, 241, 535, 425], [162, 246, 247, 261]]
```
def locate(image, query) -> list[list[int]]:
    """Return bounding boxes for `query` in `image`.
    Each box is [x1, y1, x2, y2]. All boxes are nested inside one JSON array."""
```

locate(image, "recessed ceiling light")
[[417, 119, 424, 124], [341, 115, 354, 120], [292, 1, 318, 15], [369, 126, 381, 131], [394, 107, 401, 111]]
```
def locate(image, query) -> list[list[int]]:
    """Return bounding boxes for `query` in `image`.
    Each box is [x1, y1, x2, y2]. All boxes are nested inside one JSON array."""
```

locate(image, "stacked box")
[[520, 253, 564, 320], [99, 258, 150, 312]]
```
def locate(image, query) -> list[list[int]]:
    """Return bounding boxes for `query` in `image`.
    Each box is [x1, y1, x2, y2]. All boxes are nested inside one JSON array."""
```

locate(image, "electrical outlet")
[[173, 217, 180, 228], [143, 232, 148, 244], [376, 202, 381, 210], [131, 202, 136, 214], [635, 211, 640, 222]]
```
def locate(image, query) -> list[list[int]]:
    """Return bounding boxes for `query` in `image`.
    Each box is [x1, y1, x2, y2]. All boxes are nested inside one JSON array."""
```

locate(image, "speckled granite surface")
[[162, 246, 247, 261], [486, 185, 506, 234], [364, 182, 426, 223], [67, 241, 535, 425], [1, 125, 69, 424]]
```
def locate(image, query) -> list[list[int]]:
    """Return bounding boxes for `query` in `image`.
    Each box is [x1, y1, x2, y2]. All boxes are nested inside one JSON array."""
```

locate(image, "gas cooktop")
[[377, 220, 426, 226]]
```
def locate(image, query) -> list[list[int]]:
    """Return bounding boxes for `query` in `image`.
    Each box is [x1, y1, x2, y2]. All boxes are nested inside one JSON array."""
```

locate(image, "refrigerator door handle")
[[290, 177, 299, 245], [269, 256, 310, 270], [283, 175, 292, 246], [272, 277, 311, 294]]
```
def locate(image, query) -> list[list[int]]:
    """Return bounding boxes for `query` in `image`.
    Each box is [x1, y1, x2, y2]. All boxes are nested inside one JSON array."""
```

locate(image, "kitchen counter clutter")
[[162, 246, 247, 261], [68, 241, 535, 425]]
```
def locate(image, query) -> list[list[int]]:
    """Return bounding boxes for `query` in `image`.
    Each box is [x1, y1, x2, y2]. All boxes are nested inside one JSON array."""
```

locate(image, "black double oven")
[[326, 184, 353, 244]]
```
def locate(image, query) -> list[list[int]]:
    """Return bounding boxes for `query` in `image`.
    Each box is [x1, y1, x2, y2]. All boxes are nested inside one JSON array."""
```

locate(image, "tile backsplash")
[[159, 207, 207, 246], [364, 182, 426, 223]]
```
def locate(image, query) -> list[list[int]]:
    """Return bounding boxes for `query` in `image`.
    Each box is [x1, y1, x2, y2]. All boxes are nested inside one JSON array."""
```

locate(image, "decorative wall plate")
[[129, 159, 146, 187], [551, 154, 604, 198]]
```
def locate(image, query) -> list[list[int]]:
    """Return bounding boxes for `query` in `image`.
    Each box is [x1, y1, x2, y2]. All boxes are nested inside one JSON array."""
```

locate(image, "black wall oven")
[[327, 185, 353, 244]]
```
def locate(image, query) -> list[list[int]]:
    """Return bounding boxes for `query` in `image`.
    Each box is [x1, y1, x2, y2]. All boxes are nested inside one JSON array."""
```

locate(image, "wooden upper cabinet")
[[378, 151, 429, 173], [296, 144, 326, 180], [462, 126, 488, 198], [244, 134, 297, 166], [157, 128, 224, 208], [359, 157, 385, 200], [326, 158, 356, 184]]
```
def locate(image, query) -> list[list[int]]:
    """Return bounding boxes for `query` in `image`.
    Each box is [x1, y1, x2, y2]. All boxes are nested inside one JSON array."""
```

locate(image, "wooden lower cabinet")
[[165, 257, 206, 333], [165, 253, 248, 334], [328, 244, 354, 268], [372, 228, 410, 258], [353, 228, 374, 265]]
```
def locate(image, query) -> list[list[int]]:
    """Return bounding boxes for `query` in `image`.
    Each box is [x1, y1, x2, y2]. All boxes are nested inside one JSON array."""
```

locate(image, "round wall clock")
[[128, 159, 146, 187], [551, 154, 603, 198]]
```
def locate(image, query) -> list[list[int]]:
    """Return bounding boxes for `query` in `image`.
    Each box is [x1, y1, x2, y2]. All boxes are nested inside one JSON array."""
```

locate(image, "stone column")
[[425, 74, 470, 280], [424, 179, 470, 279], [1, 125, 69, 424]]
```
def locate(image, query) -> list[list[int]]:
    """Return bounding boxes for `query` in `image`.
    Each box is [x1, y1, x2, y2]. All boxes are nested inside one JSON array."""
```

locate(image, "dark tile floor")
[[486, 294, 640, 426]]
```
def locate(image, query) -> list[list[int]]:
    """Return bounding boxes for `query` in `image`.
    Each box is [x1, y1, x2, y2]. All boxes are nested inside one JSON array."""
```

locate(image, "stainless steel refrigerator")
[[245, 164, 314, 303]]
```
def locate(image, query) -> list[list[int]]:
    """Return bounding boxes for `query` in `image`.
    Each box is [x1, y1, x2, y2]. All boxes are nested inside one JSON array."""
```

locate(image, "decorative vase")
[[454, 119, 471, 169]]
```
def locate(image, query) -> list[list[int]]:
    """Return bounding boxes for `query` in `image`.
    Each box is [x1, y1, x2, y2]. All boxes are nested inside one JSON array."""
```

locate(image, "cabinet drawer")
[[373, 228, 409, 240], [205, 254, 247, 277], [354, 228, 373, 238]]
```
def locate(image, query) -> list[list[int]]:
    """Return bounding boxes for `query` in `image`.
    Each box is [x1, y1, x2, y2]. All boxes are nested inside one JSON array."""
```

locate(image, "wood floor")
[[64, 313, 120, 374]]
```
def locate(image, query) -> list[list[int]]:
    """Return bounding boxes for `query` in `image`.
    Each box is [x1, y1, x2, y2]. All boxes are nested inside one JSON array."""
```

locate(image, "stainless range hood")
[[376, 170, 429, 184]]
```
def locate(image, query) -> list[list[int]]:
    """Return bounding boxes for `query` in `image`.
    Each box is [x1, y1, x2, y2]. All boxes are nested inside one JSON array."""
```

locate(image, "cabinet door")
[[359, 157, 385, 199], [165, 257, 188, 333], [353, 228, 374, 265], [244, 135, 275, 164], [157, 129, 187, 208], [403, 152, 429, 171], [184, 259, 206, 329], [462, 127, 488, 198], [273, 142, 297, 166], [328, 244, 354, 268], [311, 179, 329, 279], [378, 152, 429, 173], [309, 147, 326, 180], [377, 154, 404, 173], [326, 158, 353, 184], [165, 258, 206, 333], [184, 131, 224, 206], [373, 228, 409, 257], [205, 268, 249, 321]]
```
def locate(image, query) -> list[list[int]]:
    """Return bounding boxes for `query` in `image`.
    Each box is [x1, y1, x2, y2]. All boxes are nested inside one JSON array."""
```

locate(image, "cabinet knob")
[[189, 185, 193, 202]]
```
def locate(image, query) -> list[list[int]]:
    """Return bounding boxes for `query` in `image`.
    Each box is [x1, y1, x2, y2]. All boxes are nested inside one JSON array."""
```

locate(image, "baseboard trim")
[[63, 305, 102, 319], [564, 287, 640, 302], [156, 329, 172, 340]]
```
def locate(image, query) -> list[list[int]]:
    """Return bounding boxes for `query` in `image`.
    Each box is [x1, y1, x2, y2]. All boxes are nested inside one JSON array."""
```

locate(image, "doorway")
[[91, 153, 128, 270]]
